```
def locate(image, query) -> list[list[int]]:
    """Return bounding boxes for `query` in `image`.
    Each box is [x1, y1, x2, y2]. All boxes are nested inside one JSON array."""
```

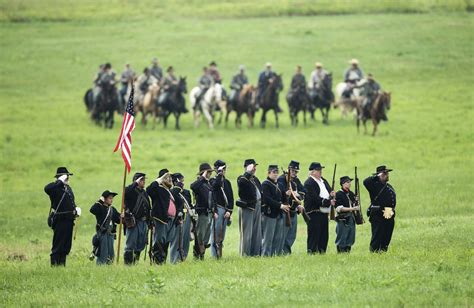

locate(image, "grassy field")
[[0, 1, 473, 306]]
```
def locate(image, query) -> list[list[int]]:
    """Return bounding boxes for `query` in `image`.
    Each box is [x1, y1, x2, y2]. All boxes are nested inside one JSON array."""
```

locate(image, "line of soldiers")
[[44, 162, 396, 266]]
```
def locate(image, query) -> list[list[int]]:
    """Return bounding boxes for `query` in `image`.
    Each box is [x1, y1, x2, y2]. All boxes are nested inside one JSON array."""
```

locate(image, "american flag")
[[113, 83, 136, 173]]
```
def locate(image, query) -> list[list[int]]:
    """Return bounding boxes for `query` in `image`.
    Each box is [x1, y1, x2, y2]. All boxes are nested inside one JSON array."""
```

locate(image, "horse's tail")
[[84, 88, 93, 112]]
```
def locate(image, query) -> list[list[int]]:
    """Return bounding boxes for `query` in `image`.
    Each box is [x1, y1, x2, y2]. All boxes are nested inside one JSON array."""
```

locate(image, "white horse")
[[334, 79, 367, 118], [190, 83, 224, 129]]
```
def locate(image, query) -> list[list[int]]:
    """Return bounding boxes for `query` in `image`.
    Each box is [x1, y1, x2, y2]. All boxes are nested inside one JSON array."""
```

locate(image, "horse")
[[356, 91, 391, 136], [159, 77, 188, 130], [334, 79, 366, 119], [286, 85, 310, 127], [89, 82, 120, 129], [308, 73, 334, 125], [138, 83, 161, 128], [230, 84, 258, 128], [83, 88, 94, 112], [190, 83, 224, 129], [260, 74, 283, 128]]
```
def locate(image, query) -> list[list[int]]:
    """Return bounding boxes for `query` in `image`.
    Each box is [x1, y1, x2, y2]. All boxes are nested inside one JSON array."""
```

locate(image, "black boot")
[[133, 252, 141, 264], [336, 246, 342, 253], [124, 251, 134, 265], [50, 254, 60, 266], [59, 254, 67, 266]]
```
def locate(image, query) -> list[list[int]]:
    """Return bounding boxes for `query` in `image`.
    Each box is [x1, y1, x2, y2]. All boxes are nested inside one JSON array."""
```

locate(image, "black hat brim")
[[373, 169, 393, 175], [55, 172, 73, 177]]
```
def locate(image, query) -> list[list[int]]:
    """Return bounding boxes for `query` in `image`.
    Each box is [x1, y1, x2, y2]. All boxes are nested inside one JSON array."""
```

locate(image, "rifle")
[[353, 166, 365, 225], [285, 168, 310, 224], [284, 170, 293, 228], [330, 164, 337, 220], [178, 222, 185, 262]]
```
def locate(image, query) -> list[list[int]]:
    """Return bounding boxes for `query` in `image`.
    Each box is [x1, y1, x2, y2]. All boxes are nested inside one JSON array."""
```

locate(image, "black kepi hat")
[[198, 163, 213, 175], [268, 165, 279, 172], [214, 160, 226, 169], [339, 176, 353, 186], [374, 165, 393, 175], [133, 172, 146, 181], [244, 159, 258, 167], [55, 167, 73, 177], [309, 162, 325, 171], [158, 168, 170, 178], [288, 160, 300, 170], [172, 172, 184, 183], [101, 190, 118, 198]]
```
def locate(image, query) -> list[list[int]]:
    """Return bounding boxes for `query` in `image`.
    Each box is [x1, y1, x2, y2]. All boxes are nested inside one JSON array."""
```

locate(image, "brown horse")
[[137, 83, 161, 128], [357, 91, 391, 136], [228, 84, 258, 128]]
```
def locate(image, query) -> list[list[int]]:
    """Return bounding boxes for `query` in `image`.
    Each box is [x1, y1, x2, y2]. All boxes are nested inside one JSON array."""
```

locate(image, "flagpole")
[[116, 165, 127, 264]]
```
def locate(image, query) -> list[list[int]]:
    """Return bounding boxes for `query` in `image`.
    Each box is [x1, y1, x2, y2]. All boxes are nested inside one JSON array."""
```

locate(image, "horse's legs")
[[274, 109, 279, 128], [225, 110, 231, 128], [193, 110, 200, 128], [363, 119, 368, 134], [324, 107, 329, 125], [303, 109, 307, 126], [175, 112, 181, 130], [202, 107, 214, 129], [260, 110, 267, 128], [372, 117, 378, 136]]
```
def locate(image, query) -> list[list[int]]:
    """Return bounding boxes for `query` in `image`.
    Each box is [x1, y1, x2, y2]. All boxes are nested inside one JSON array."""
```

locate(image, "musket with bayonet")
[[329, 164, 337, 220], [285, 167, 311, 224], [353, 166, 365, 225]]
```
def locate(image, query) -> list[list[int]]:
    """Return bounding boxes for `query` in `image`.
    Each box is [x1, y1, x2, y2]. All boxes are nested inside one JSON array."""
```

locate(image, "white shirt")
[[311, 176, 330, 213]]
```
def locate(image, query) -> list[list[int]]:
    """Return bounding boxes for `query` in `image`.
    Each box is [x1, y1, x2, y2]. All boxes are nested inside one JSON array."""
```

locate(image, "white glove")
[[99, 196, 105, 202], [75, 207, 82, 217], [58, 174, 68, 183], [135, 176, 143, 184], [218, 166, 225, 172], [246, 164, 254, 173]]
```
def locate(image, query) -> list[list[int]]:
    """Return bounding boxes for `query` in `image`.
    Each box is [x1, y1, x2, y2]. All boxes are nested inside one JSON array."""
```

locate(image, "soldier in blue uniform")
[[364, 165, 396, 253], [89, 190, 120, 265], [334, 176, 359, 253], [209, 160, 234, 258], [123, 172, 151, 265], [44, 167, 81, 266], [261, 165, 289, 256]]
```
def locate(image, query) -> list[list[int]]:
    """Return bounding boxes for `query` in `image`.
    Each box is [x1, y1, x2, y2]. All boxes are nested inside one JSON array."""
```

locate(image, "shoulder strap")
[[50, 190, 67, 219], [373, 183, 387, 203]]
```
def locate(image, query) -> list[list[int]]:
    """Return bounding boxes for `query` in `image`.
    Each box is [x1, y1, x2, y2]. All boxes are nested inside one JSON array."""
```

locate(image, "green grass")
[[0, 6, 473, 307], [0, 0, 472, 21]]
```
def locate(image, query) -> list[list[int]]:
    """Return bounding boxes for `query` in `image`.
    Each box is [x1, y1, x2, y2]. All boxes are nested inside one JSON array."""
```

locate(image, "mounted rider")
[[93, 63, 116, 104], [361, 73, 381, 113], [257, 62, 282, 112], [229, 65, 249, 104], [158, 66, 179, 105], [137, 67, 158, 96], [288, 65, 306, 101], [149, 57, 163, 82], [342, 59, 364, 98], [310, 62, 329, 90], [119, 63, 136, 101]]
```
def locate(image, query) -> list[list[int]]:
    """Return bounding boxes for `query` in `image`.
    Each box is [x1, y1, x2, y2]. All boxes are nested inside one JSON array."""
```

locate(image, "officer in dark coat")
[[146, 169, 183, 265], [90, 190, 120, 265], [304, 162, 335, 254], [261, 165, 289, 256], [236, 159, 262, 256], [190, 163, 214, 260], [257, 62, 282, 112], [210, 160, 234, 258], [45, 167, 81, 266], [335, 176, 359, 253], [364, 165, 396, 252], [123, 172, 151, 265], [277, 160, 306, 254], [229, 65, 249, 104], [170, 173, 193, 262]]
